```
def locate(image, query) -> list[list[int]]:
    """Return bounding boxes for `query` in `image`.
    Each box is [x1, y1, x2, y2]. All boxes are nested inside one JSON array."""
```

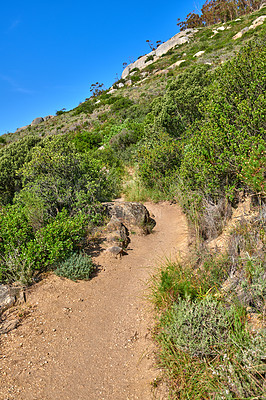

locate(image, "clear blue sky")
[[0, 0, 205, 134]]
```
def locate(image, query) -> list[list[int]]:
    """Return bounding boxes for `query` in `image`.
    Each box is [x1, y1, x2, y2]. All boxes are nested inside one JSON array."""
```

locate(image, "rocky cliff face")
[[121, 28, 198, 79]]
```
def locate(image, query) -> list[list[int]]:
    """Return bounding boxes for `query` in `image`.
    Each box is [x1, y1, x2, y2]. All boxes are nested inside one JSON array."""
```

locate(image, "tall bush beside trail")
[[136, 132, 181, 191], [180, 39, 266, 200], [151, 65, 211, 137], [0, 135, 41, 205], [17, 135, 117, 219]]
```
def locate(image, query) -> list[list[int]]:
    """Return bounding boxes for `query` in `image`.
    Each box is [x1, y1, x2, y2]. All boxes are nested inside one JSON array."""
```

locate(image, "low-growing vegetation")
[[151, 206, 266, 399]]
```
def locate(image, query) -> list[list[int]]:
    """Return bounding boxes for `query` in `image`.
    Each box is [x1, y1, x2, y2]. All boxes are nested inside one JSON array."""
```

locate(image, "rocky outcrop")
[[168, 60, 186, 69], [122, 29, 198, 79], [101, 202, 156, 235], [43, 115, 54, 121], [103, 216, 131, 248], [31, 117, 44, 126], [95, 202, 156, 258], [233, 15, 266, 39]]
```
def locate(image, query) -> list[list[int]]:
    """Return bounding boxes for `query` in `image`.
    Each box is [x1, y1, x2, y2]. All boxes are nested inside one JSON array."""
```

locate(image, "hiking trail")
[[0, 202, 188, 400]]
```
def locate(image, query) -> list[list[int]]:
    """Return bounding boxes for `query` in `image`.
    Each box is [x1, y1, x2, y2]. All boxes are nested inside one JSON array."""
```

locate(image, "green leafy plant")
[[55, 252, 95, 281]]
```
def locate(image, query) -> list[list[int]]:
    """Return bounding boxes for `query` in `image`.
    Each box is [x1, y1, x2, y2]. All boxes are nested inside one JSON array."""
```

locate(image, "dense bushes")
[[0, 207, 87, 284], [0, 135, 41, 204], [132, 38, 265, 240], [152, 215, 266, 399], [16, 135, 118, 218], [0, 134, 120, 284], [180, 39, 265, 200], [151, 64, 211, 137], [136, 132, 180, 191]]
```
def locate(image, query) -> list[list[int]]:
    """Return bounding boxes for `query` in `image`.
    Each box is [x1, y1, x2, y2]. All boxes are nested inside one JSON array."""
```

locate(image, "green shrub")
[[17, 135, 116, 218], [72, 100, 95, 115], [180, 38, 266, 200], [145, 54, 154, 63], [150, 64, 211, 137], [0, 135, 41, 205], [55, 252, 95, 281], [153, 248, 266, 399], [0, 206, 87, 284], [34, 209, 87, 270], [111, 97, 134, 112], [136, 132, 181, 190], [73, 129, 102, 152]]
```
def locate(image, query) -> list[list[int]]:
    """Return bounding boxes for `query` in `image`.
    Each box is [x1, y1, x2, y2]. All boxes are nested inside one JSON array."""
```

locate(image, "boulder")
[[31, 117, 44, 126], [168, 60, 186, 69], [104, 246, 125, 258], [104, 216, 130, 248], [101, 201, 156, 235], [194, 50, 205, 57], [108, 88, 117, 94]]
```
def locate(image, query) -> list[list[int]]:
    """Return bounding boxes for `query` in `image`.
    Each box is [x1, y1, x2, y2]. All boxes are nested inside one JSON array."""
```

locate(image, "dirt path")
[[0, 202, 188, 400]]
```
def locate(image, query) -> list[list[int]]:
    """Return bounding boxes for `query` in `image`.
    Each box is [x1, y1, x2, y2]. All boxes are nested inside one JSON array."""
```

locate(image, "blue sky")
[[0, 0, 205, 134]]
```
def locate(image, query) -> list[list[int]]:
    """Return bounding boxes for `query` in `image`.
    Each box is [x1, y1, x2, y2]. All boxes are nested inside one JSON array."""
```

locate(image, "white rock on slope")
[[233, 15, 266, 39], [122, 28, 198, 79]]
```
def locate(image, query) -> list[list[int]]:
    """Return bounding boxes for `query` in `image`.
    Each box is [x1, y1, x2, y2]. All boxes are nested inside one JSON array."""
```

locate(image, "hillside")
[[0, 3, 265, 399], [1, 5, 265, 144]]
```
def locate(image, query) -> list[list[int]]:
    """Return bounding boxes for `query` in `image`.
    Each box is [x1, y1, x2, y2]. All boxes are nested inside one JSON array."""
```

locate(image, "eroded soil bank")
[[0, 202, 188, 400]]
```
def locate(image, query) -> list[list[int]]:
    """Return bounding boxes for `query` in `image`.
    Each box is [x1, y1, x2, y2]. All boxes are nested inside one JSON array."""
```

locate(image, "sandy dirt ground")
[[0, 202, 188, 400]]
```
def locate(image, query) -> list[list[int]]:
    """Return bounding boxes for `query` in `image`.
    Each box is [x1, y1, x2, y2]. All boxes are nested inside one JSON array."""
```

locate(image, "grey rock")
[[107, 88, 117, 94], [104, 246, 125, 258], [250, 15, 266, 29], [105, 216, 130, 248], [0, 285, 15, 316], [101, 201, 156, 235], [31, 117, 44, 126], [43, 115, 54, 121], [233, 16, 266, 39], [0, 319, 19, 334], [122, 29, 198, 79]]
